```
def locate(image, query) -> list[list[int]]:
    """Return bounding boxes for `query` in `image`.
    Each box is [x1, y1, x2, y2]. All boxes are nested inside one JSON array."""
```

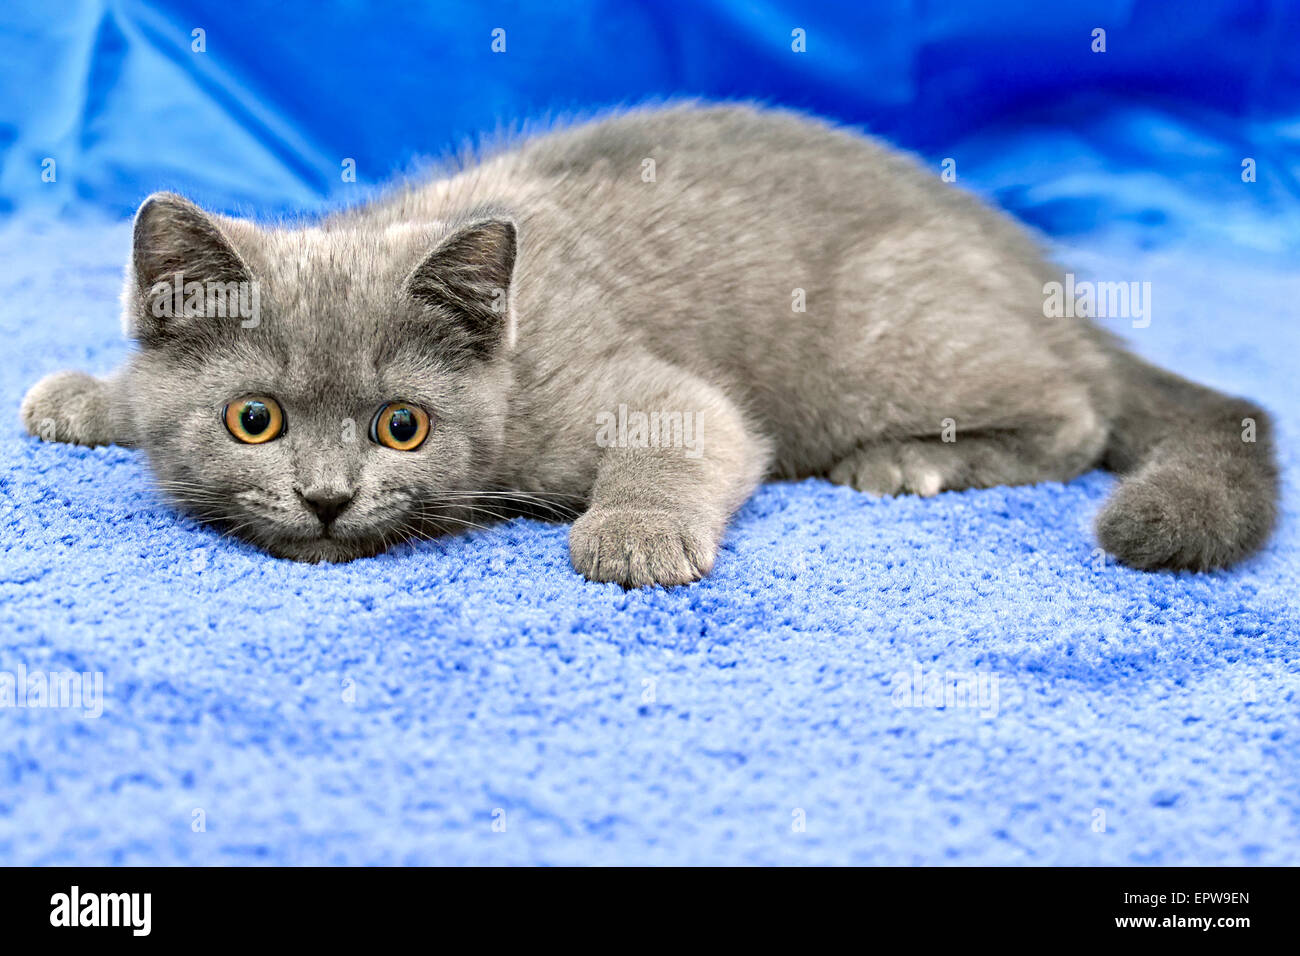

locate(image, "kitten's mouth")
[[263, 532, 392, 564], [201, 500, 481, 564], [207, 513, 402, 563]]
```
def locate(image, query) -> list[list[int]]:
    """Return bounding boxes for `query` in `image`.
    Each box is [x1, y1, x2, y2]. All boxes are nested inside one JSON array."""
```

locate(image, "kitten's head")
[[121, 192, 519, 561]]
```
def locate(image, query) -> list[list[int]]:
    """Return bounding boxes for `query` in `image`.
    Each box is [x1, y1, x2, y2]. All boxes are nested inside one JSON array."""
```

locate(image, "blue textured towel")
[[1, 211, 1296, 864], [1, 0, 1297, 865]]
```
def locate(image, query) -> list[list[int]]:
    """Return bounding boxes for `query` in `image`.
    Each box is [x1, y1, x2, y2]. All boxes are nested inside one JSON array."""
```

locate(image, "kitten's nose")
[[296, 487, 354, 525]]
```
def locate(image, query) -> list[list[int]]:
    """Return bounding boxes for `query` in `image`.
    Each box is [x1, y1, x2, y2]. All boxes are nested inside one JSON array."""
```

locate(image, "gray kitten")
[[20, 103, 1278, 586]]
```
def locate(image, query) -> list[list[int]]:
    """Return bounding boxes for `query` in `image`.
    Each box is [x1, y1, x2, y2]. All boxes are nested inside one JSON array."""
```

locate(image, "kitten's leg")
[[829, 404, 1107, 497], [20, 371, 129, 447], [568, 359, 770, 587]]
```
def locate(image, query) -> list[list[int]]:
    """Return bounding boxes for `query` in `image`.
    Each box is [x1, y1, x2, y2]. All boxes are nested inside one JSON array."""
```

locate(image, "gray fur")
[[19, 103, 1279, 584]]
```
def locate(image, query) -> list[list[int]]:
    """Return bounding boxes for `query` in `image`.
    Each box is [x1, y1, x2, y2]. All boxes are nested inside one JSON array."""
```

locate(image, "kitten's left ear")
[[404, 218, 518, 358]]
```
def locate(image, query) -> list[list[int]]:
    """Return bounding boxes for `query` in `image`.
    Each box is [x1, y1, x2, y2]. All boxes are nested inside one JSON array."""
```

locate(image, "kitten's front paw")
[[20, 371, 116, 446], [569, 507, 718, 588]]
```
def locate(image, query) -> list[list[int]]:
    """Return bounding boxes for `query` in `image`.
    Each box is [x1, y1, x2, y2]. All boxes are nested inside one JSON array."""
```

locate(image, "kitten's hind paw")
[[20, 371, 119, 446], [569, 507, 718, 588], [828, 443, 945, 497]]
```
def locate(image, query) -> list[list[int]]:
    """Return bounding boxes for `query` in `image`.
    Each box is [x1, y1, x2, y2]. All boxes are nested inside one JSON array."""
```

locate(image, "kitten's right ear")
[[126, 192, 253, 345]]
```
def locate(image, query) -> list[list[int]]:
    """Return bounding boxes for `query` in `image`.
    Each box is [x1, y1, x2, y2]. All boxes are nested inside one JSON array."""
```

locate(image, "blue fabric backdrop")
[[3, 0, 1299, 245], [0, 1, 1297, 865]]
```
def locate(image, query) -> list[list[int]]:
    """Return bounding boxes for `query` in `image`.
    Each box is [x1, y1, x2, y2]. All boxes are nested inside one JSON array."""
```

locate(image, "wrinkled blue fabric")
[[0, 1, 1297, 864]]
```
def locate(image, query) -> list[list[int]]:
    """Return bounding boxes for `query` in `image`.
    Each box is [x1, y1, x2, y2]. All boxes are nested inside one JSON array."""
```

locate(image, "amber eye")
[[223, 396, 284, 444], [370, 401, 430, 451]]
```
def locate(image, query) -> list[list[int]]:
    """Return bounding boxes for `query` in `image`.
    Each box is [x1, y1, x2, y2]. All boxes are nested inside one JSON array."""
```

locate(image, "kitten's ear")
[[126, 192, 253, 344], [404, 218, 518, 358]]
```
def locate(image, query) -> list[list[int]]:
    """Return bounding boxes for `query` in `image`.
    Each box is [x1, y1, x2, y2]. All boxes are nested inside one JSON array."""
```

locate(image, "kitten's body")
[[21, 104, 1278, 584]]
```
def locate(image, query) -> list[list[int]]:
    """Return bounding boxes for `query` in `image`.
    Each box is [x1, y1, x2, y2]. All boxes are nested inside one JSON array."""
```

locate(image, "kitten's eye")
[[224, 396, 284, 444], [370, 401, 430, 451]]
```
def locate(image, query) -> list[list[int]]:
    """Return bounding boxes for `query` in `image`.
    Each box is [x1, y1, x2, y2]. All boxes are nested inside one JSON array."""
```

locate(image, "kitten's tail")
[[1096, 348, 1279, 571]]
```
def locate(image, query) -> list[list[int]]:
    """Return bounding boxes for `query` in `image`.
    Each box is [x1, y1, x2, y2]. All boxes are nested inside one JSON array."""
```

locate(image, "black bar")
[[0, 866, 1285, 943]]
